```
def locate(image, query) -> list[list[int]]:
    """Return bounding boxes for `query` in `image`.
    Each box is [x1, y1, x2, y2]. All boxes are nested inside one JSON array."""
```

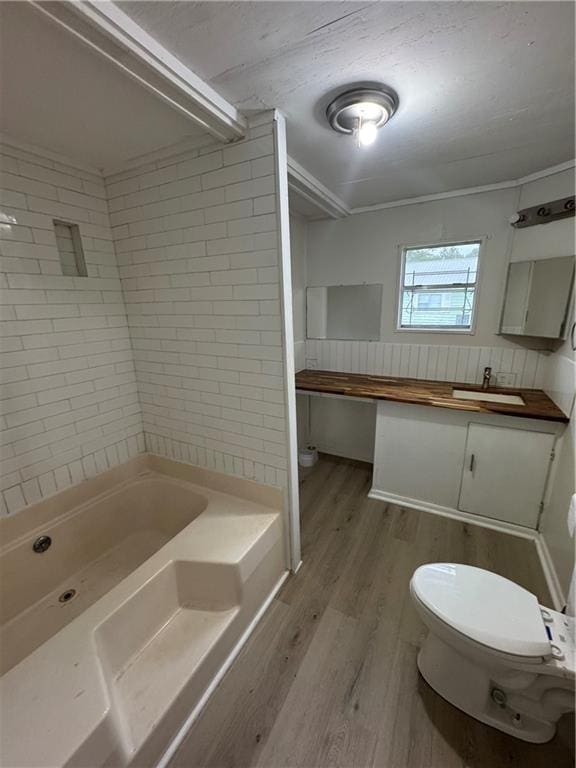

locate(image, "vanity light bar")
[[510, 196, 575, 228]]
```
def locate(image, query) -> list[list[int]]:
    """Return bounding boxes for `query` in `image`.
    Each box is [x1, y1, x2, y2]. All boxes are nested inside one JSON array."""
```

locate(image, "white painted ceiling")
[[119, 0, 575, 207], [0, 2, 206, 171]]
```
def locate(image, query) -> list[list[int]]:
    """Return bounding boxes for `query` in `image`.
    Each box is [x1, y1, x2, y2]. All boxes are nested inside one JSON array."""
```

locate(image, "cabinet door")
[[458, 424, 554, 528], [524, 256, 574, 338], [373, 402, 466, 509], [500, 261, 532, 334]]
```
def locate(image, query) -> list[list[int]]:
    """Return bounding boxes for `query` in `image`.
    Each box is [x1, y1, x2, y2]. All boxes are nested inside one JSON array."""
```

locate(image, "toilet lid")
[[411, 563, 551, 658]]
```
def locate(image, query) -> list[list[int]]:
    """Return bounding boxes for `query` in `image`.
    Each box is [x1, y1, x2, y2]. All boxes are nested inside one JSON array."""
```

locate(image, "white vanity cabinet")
[[371, 402, 561, 529]]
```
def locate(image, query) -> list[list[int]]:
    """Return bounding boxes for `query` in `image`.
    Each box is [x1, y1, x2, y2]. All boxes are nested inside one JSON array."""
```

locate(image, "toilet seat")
[[411, 563, 551, 659]]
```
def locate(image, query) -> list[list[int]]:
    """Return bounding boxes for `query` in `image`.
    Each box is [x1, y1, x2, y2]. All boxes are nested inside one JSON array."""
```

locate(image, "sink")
[[452, 389, 525, 405]]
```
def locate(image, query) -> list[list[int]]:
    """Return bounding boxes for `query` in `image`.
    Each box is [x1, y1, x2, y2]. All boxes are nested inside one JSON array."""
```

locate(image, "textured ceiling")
[[0, 2, 206, 171], [119, 0, 575, 207]]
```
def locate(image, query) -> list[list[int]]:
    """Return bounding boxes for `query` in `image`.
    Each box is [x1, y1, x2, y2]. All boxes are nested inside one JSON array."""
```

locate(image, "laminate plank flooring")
[[170, 454, 574, 768]]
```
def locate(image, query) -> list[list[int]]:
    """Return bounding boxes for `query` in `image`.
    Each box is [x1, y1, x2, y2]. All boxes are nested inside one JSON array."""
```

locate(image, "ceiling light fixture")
[[326, 86, 398, 148]]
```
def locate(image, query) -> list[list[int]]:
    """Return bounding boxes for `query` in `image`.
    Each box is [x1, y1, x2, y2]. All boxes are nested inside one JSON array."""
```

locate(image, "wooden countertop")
[[295, 369, 569, 423]]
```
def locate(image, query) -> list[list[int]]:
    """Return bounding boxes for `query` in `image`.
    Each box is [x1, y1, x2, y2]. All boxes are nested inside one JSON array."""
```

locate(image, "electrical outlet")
[[306, 358, 319, 370], [495, 372, 517, 388]]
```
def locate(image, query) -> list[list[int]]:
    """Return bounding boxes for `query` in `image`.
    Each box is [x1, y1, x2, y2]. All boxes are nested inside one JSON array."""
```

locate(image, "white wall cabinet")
[[500, 261, 532, 334], [500, 256, 574, 339], [372, 402, 561, 530], [458, 424, 555, 527]]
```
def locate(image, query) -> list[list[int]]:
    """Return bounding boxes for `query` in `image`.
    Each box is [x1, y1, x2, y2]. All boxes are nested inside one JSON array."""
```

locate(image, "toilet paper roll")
[[299, 447, 318, 468]]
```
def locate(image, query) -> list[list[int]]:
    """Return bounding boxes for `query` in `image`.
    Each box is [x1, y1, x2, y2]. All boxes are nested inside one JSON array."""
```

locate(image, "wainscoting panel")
[[294, 340, 306, 373], [304, 340, 548, 389]]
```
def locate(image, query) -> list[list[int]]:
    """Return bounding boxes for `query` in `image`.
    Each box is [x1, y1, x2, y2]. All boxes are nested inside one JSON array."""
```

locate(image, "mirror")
[[306, 284, 382, 340], [500, 256, 574, 338]]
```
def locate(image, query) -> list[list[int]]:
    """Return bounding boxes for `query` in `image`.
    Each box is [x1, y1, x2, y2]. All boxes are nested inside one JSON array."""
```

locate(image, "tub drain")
[[59, 588, 76, 603]]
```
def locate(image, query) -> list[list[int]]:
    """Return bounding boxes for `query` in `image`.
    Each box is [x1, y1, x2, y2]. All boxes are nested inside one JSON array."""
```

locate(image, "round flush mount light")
[[326, 86, 398, 147]]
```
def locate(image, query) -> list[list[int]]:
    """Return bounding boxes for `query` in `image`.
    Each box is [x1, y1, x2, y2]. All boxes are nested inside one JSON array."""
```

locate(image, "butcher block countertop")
[[295, 369, 569, 423]]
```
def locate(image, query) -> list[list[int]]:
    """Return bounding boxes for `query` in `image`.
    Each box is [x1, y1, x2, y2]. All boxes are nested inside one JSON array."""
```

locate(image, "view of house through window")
[[398, 241, 481, 330]]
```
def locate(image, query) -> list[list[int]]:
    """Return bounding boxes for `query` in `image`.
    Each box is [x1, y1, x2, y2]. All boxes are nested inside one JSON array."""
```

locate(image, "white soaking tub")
[[0, 455, 287, 768]]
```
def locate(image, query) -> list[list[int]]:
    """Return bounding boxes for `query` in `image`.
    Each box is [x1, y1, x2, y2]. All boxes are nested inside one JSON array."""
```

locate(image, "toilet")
[[410, 563, 575, 743]]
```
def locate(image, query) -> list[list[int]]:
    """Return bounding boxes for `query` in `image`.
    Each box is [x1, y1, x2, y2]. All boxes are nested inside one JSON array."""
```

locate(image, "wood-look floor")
[[170, 455, 574, 768]]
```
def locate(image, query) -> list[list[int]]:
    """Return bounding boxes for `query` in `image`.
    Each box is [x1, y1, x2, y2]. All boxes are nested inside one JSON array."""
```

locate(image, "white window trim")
[[395, 238, 485, 335]]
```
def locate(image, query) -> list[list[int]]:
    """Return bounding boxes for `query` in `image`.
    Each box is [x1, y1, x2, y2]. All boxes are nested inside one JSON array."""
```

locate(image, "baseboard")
[[156, 569, 290, 768], [368, 487, 566, 611], [368, 488, 537, 540], [534, 535, 566, 611]]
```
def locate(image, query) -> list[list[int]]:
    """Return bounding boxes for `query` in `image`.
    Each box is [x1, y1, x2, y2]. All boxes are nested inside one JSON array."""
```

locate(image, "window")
[[398, 241, 481, 331], [54, 220, 87, 277]]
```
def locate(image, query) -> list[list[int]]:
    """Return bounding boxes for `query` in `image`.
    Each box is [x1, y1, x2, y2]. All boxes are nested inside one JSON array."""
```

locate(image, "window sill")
[[395, 326, 476, 335]]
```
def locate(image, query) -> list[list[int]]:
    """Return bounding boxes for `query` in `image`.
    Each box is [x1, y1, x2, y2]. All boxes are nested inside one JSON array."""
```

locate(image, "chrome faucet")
[[482, 366, 492, 390]]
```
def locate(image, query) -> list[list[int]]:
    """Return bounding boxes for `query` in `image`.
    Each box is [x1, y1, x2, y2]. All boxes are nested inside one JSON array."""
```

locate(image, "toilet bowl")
[[410, 563, 575, 743]]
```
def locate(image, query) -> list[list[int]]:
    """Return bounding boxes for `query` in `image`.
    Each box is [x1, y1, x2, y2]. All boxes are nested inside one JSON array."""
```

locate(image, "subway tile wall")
[[106, 114, 288, 490], [304, 339, 548, 389], [0, 142, 144, 515]]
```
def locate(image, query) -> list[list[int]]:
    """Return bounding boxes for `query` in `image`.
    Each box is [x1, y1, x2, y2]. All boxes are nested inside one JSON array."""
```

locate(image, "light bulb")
[[357, 120, 378, 147]]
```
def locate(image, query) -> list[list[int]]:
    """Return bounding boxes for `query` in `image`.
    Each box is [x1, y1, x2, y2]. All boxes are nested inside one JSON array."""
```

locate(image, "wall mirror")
[[500, 255, 574, 339], [306, 284, 383, 340]]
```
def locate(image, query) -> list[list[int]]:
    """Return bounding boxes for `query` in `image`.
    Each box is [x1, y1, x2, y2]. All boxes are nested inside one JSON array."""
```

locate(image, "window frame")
[[395, 238, 485, 335]]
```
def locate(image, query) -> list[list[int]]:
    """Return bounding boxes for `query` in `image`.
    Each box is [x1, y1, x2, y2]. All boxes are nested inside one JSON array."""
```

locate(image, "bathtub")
[[1, 476, 208, 676], [0, 455, 286, 767]]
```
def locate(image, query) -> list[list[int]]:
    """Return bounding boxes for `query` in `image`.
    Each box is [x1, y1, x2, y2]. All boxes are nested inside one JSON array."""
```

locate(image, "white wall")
[[541, 300, 575, 600], [525, 168, 576, 601], [290, 214, 310, 451], [106, 114, 290, 489], [310, 397, 375, 462], [0, 142, 144, 515], [290, 214, 306, 372], [307, 168, 574, 351], [542, 399, 575, 599], [510, 169, 575, 263], [307, 187, 519, 347]]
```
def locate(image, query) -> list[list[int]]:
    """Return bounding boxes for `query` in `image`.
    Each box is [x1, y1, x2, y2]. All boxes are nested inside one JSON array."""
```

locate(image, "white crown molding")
[[350, 159, 576, 216], [287, 157, 350, 219], [30, 0, 247, 144], [351, 180, 518, 214], [289, 158, 576, 220], [0, 132, 103, 176], [515, 159, 576, 186]]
